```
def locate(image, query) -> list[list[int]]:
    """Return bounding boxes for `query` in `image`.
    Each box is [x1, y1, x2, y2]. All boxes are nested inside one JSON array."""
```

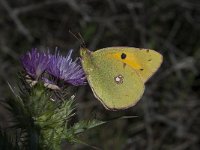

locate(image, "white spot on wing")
[[114, 74, 124, 84]]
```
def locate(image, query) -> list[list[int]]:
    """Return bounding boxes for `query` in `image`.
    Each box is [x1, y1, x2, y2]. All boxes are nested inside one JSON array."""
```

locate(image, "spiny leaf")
[[72, 119, 106, 135]]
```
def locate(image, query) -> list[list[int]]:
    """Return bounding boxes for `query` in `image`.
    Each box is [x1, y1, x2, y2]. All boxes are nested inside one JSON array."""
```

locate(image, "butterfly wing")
[[95, 47, 163, 83], [81, 48, 145, 110]]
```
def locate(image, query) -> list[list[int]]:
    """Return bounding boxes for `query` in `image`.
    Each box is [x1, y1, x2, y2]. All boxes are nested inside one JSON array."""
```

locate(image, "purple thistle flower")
[[20, 48, 50, 79], [20, 48, 86, 86], [47, 49, 86, 86]]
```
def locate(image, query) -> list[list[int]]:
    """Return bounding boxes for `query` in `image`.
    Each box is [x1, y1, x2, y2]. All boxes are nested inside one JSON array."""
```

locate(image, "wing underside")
[[82, 51, 145, 110], [95, 47, 163, 82]]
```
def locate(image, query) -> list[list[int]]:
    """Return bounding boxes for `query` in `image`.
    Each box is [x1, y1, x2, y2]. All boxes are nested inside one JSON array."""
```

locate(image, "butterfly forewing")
[[95, 47, 163, 83]]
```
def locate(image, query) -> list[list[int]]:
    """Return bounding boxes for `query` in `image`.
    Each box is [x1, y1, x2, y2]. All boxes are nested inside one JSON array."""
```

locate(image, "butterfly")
[[80, 47, 163, 110]]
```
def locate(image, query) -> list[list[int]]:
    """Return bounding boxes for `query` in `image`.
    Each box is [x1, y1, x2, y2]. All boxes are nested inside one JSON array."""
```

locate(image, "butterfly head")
[[80, 47, 92, 59]]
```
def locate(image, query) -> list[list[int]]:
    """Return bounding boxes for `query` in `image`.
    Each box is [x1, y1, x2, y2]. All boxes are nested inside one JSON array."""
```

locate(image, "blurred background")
[[0, 0, 200, 149]]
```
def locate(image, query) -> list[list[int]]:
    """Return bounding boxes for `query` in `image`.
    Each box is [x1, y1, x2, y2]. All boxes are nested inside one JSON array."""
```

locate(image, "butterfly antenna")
[[69, 30, 86, 48], [77, 32, 86, 48]]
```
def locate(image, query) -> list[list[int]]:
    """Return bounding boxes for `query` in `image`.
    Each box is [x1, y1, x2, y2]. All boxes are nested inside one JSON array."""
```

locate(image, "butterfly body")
[[80, 47, 163, 110]]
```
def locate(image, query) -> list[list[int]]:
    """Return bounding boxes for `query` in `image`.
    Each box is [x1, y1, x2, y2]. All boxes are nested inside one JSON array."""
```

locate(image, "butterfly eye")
[[121, 53, 126, 59]]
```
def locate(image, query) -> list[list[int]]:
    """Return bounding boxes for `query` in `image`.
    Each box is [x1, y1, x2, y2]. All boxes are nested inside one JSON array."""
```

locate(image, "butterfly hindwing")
[[81, 48, 145, 110]]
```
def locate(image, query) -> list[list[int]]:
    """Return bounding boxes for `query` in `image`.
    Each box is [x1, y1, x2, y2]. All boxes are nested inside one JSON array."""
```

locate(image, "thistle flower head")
[[47, 49, 86, 86], [20, 48, 86, 87], [20, 49, 50, 79]]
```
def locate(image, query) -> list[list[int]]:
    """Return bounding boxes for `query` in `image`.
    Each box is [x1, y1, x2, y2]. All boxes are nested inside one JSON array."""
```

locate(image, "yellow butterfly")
[[80, 47, 163, 110]]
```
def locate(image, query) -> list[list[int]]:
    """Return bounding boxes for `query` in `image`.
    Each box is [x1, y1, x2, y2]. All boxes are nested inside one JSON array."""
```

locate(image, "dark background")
[[0, 0, 200, 149]]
